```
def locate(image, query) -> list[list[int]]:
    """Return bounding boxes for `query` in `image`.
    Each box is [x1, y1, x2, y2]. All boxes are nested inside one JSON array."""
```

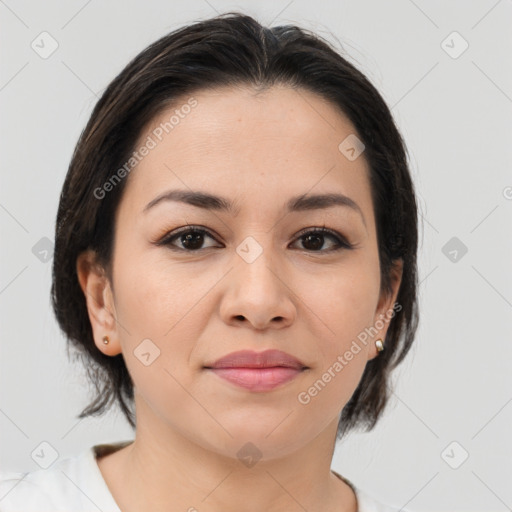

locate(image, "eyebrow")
[[143, 189, 366, 227]]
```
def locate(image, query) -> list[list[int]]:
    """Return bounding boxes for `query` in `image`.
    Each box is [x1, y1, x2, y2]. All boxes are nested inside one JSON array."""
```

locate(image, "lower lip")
[[208, 367, 303, 392]]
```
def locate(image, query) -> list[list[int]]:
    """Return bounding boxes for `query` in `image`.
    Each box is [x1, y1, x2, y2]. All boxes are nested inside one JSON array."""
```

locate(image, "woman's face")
[[83, 85, 401, 459]]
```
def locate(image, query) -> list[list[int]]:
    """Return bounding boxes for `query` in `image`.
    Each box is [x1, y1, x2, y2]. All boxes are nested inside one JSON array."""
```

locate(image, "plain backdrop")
[[1, 1, 511, 511]]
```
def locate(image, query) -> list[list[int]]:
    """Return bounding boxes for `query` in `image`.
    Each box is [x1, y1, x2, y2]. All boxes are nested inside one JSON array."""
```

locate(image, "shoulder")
[[0, 443, 126, 512], [332, 470, 407, 512], [354, 486, 407, 512], [0, 467, 66, 512]]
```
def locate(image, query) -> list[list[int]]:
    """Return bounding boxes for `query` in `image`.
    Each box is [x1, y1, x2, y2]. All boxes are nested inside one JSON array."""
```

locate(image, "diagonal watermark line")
[[61, 0, 93, 29], [469, 204, 499, 233], [471, 0, 502, 30], [398, 472, 439, 511], [420, 211, 439, 234], [164, 163, 234, 236], [0, 473, 29, 503], [60, 470, 104, 511], [419, 265, 438, 286], [294, 88, 336, 131], [163, 367, 233, 438], [392, 391, 439, 438], [407, 0, 439, 28], [0, 266, 28, 295], [268, 0, 295, 26], [0, 0, 29, 28], [472, 61, 512, 104], [471, 265, 512, 308], [266, 266, 336, 335], [391, 62, 439, 110], [265, 470, 309, 511], [84, 289, 132, 336], [471, 470, 511, 509], [471, 396, 512, 439], [201, 470, 233, 502], [266, 164, 337, 233], [0, 62, 29, 92], [0, 203, 29, 233], [60, 417, 85, 440], [61, 61, 99, 98], [265, 410, 294, 438], [163, 267, 234, 337], [0, 409, 29, 439], [201, 0, 220, 15]]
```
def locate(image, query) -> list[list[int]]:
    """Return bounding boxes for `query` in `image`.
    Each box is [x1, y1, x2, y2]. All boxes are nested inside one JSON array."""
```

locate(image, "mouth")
[[204, 349, 308, 392]]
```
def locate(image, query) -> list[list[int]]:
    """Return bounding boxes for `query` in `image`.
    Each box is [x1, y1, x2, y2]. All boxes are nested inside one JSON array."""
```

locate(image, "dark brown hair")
[[51, 12, 419, 440]]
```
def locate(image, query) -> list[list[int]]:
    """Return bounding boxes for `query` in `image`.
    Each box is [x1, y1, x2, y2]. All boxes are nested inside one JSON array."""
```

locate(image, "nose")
[[219, 242, 297, 331]]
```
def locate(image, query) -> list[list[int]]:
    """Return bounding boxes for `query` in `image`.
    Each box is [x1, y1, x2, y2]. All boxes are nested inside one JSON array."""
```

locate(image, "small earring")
[[375, 339, 384, 352], [102, 336, 110, 345]]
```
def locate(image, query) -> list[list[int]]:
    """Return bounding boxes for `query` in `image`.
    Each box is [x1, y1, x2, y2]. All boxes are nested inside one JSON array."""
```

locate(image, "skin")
[[77, 84, 402, 512]]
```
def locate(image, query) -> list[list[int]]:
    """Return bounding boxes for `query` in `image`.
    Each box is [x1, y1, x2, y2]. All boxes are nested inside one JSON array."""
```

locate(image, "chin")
[[202, 423, 311, 462]]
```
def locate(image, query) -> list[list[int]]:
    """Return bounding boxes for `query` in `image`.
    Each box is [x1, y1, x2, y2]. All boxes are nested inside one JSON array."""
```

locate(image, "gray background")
[[1, 1, 511, 511]]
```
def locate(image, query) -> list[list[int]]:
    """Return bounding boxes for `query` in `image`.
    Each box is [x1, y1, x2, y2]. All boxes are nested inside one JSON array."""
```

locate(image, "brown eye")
[[157, 227, 221, 251], [291, 228, 353, 252], [155, 225, 353, 254]]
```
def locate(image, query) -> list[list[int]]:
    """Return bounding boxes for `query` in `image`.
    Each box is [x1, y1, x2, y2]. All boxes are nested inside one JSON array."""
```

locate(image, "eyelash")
[[155, 225, 354, 253]]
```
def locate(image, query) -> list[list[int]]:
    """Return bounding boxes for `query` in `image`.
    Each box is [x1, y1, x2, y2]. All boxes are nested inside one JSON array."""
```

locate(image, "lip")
[[207, 349, 306, 370], [204, 349, 308, 392]]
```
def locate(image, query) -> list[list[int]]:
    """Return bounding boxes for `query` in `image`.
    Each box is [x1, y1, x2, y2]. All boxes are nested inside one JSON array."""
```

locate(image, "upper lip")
[[205, 349, 307, 370]]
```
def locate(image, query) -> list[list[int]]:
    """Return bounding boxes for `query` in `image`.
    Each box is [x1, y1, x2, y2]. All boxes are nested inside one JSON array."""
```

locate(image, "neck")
[[99, 399, 357, 512]]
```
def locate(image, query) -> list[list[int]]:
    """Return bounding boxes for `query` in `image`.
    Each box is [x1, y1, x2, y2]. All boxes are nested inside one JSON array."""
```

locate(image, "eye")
[[290, 227, 353, 252], [156, 226, 222, 251], [155, 225, 353, 253]]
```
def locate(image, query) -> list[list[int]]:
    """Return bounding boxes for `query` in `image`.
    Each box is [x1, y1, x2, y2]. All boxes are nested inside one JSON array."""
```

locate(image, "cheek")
[[293, 257, 380, 410], [110, 251, 206, 407], [299, 257, 380, 345], [112, 242, 197, 334], [110, 246, 224, 384], [294, 270, 378, 417]]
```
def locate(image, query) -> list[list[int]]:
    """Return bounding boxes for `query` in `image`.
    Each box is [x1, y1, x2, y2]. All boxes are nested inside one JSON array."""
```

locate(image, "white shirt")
[[0, 441, 404, 511]]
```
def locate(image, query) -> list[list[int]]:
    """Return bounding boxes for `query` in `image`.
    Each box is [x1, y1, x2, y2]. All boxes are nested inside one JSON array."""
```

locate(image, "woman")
[[0, 12, 418, 512]]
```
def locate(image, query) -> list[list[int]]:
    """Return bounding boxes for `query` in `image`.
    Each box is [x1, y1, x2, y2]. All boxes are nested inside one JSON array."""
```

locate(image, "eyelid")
[[290, 226, 354, 250], [294, 225, 344, 239], [154, 224, 354, 252], [154, 225, 221, 248]]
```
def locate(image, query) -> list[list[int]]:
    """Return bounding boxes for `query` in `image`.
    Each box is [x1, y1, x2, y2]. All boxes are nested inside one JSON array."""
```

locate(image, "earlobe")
[[369, 259, 404, 359], [76, 250, 121, 356]]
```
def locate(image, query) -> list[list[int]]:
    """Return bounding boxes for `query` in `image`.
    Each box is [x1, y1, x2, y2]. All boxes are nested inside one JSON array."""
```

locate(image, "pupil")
[[178, 232, 326, 251], [182, 232, 203, 250], [304, 234, 323, 250]]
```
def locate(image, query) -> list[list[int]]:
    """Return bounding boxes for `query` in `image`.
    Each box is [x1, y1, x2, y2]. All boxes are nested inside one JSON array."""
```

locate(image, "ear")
[[368, 258, 403, 360], [76, 249, 121, 356]]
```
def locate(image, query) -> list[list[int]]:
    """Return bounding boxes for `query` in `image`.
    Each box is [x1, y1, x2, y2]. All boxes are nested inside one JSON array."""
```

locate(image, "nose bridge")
[[221, 233, 296, 329], [235, 234, 280, 294]]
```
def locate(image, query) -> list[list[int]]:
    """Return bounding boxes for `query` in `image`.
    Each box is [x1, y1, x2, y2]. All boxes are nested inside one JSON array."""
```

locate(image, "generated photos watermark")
[[94, 97, 198, 200], [297, 301, 402, 405]]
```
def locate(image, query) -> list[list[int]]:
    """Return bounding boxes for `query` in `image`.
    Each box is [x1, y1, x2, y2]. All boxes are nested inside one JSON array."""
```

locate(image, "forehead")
[[120, 85, 372, 221]]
